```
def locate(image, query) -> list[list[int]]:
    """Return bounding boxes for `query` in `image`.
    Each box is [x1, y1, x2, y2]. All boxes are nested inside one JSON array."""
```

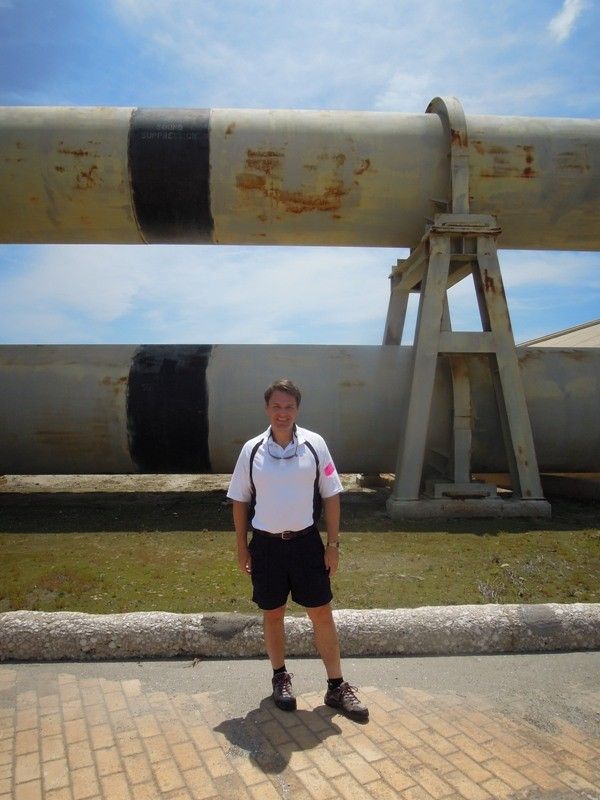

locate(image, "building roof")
[[520, 318, 600, 347]]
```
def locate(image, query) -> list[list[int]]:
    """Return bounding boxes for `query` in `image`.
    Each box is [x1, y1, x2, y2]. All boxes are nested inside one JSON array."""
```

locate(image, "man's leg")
[[263, 605, 287, 669], [307, 602, 369, 721], [263, 605, 296, 711], [305, 602, 341, 678]]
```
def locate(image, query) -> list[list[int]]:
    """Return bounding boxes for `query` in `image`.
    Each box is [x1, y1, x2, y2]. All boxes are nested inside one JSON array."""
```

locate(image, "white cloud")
[[0, 244, 398, 344], [2, 244, 597, 347], [548, 0, 589, 42], [446, 251, 600, 341], [110, 0, 572, 116]]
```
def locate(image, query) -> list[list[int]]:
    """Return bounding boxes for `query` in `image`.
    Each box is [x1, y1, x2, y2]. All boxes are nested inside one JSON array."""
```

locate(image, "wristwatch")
[[326, 541, 340, 549]]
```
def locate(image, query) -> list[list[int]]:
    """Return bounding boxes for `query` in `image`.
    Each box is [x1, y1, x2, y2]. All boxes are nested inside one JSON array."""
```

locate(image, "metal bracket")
[[426, 96, 470, 215]]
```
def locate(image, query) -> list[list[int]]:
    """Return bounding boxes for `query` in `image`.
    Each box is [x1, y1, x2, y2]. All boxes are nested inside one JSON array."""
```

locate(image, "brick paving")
[[0, 664, 599, 799]]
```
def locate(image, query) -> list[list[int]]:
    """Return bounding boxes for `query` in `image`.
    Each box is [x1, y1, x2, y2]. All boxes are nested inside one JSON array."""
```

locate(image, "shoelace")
[[339, 683, 361, 703], [274, 672, 294, 696]]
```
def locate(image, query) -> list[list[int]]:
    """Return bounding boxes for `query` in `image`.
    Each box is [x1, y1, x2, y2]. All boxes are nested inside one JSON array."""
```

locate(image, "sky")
[[0, 0, 598, 346]]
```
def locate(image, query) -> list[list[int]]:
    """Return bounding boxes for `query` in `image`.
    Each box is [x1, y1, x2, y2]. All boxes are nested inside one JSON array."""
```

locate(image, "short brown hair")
[[264, 379, 301, 406]]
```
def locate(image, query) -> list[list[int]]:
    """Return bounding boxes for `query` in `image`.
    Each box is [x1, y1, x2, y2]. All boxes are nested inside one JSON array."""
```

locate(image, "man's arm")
[[322, 493, 341, 577], [233, 500, 251, 574]]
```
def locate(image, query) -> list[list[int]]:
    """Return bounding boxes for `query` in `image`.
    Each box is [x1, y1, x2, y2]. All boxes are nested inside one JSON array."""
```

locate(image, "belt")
[[252, 524, 315, 540]]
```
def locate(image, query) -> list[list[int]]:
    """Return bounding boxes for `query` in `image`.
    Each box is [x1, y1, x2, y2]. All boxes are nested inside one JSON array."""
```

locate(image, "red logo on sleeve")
[[324, 462, 336, 477]]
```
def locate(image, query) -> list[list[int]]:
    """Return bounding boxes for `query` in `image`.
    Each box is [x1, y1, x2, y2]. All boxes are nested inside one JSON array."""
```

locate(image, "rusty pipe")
[[0, 345, 598, 474], [0, 106, 599, 249]]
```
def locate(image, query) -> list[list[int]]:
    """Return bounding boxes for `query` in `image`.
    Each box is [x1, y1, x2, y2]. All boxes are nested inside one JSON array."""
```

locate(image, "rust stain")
[[245, 149, 284, 175], [450, 128, 467, 148], [236, 173, 266, 191], [80, 215, 92, 225], [58, 147, 90, 157], [101, 375, 128, 386], [339, 380, 366, 388], [225, 122, 236, 135], [480, 165, 537, 179], [29, 196, 40, 204], [334, 153, 346, 167], [488, 146, 509, 155], [54, 165, 66, 173], [556, 151, 591, 173], [483, 269, 496, 294], [100, 375, 128, 395], [354, 158, 371, 176], [257, 213, 268, 223], [332, 214, 342, 219], [272, 182, 347, 215], [75, 165, 99, 190], [237, 146, 351, 215], [519, 144, 534, 163], [472, 140, 486, 155], [450, 359, 469, 381]]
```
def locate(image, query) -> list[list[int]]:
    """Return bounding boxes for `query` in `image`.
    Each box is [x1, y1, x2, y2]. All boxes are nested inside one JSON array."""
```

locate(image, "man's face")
[[265, 390, 299, 437]]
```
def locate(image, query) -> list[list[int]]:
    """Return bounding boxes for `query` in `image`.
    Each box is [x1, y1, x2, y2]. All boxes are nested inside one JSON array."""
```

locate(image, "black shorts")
[[248, 526, 333, 611]]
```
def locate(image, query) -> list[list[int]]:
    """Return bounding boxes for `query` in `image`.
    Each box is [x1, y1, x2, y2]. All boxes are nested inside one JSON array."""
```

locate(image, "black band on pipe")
[[127, 346, 212, 472], [128, 109, 213, 242]]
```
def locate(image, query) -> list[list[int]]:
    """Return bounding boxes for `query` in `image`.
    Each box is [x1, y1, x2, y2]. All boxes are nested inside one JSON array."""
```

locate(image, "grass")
[[0, 481, 598, 613], [0, 488, 598, 613]]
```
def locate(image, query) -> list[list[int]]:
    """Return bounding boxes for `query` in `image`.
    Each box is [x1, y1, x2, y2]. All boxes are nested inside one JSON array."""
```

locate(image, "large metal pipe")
[[0, 345, 598, 474], [1, 107, 599, 249]]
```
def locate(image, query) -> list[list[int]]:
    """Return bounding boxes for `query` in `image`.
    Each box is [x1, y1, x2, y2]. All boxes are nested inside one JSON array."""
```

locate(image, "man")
[[227, 379, 368, 721]]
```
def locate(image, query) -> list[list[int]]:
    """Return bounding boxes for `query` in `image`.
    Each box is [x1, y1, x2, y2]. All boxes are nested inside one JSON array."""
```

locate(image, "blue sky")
[[0, 0, 598, 345]]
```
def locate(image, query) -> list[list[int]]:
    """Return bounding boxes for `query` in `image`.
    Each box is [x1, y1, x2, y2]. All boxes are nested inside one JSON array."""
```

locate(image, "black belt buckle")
[[280, 530, 294, 540]]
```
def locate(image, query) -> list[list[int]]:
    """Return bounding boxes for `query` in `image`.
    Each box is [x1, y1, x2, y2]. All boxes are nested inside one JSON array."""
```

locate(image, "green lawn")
[[1, 524, 598, 614]]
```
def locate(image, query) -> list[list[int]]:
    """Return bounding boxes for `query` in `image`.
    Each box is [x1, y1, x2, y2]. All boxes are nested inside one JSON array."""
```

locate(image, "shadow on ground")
[[214, 696, 348, 774], [0, 488, 597, 534]]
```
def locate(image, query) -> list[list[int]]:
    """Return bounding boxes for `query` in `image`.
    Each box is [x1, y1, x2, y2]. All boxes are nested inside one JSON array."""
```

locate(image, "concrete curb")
[[1, 604, 599, 661]]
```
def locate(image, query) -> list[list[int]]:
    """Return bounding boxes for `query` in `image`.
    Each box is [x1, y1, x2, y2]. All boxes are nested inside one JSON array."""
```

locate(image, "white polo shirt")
[[227, 425, 343, 533]]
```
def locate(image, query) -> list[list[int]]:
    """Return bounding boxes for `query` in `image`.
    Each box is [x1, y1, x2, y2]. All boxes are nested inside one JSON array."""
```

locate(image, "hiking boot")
[[272, 671, 296, 711], [324, 682, 369, 721]]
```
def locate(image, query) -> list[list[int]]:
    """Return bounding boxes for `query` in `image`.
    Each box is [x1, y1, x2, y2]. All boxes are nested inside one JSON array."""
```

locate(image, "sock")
[[327, 677, 344, 691], [273, 665, 287, 676]]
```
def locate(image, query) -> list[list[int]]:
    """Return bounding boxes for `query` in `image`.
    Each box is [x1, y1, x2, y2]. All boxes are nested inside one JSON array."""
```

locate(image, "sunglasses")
[[267, 439, 299, 460]]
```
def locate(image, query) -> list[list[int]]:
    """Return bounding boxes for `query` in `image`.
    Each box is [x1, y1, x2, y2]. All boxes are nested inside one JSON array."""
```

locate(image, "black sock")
[[273, 665, 287, 676], [327, 677, 344, 691]]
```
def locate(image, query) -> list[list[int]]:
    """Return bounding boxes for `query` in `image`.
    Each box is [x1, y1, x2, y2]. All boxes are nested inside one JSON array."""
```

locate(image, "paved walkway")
[[1, 654, 599, 799]]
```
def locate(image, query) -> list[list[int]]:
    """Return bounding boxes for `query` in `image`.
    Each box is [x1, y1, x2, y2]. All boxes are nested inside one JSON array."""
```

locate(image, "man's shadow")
[[214, 696, 359, 774]]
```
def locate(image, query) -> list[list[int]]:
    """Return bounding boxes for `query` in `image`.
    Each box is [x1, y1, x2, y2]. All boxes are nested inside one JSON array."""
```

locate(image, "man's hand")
[[233, 500, 251, 575], [324, 545, 339, 577], [237, 543, 251, 575]]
